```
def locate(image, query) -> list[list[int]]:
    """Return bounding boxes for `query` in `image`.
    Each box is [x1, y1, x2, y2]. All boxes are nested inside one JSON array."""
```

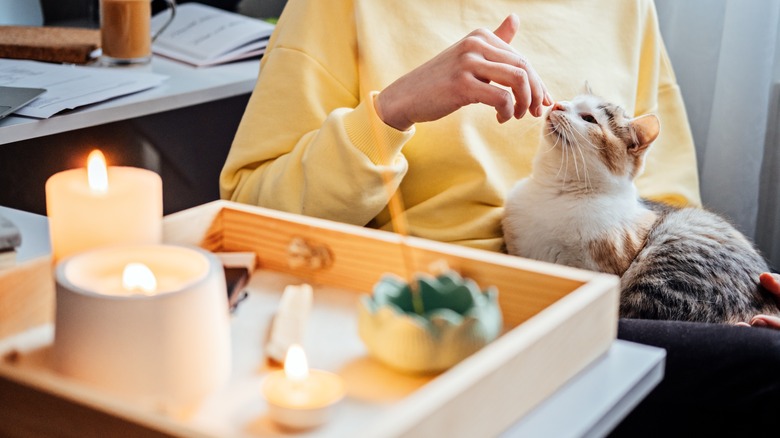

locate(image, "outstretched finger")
[[493, 13, 519, 44], [523, 65, 547, 117], [482, 17, 553, 114], [470, 58, 532, 118], [479, 43, 546, 117]]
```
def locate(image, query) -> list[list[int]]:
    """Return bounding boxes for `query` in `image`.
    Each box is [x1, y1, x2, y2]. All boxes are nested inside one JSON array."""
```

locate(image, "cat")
[[502, 93, 777, 324]]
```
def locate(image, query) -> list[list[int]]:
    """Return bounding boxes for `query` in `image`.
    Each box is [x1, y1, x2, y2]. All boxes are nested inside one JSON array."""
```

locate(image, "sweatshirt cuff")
[[343, 91, 415, 165]]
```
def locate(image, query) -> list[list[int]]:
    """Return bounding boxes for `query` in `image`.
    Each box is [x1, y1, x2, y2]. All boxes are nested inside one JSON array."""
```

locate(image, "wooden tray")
[[0, 200, 619, 437]]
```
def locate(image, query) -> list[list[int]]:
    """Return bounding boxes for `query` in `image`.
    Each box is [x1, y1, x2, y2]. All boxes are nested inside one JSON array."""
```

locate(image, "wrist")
[[374, 91, 413, 132]]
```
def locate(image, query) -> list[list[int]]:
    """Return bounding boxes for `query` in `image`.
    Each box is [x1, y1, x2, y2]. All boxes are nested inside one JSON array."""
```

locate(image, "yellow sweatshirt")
[[220, 0, 701, 252]]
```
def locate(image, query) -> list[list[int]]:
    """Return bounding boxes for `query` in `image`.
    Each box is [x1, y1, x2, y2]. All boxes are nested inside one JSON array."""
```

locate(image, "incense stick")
[[384, 182, 424, 316], [371, 102, 426, 315]]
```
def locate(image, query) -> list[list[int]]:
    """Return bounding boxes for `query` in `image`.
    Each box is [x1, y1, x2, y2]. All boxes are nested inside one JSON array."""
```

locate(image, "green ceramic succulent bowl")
[[357, 270, 502, 375]]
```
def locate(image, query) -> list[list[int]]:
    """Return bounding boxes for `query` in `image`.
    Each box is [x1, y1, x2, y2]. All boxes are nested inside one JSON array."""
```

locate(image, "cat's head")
[[534, 93, 660, 191]]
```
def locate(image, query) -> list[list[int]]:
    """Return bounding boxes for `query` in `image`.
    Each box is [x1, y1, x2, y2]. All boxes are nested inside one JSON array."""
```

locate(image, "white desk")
[[0, 205, 665, 438], [0, 206, 49, 262], [0, 56, 261, 145], [503, 341, 664, 437], [0, 56, 260, 215]]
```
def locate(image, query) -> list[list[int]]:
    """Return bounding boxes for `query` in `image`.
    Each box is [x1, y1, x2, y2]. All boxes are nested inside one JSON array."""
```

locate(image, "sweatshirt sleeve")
[[633, 0, 702, 207], [219, 0, 414, 226]]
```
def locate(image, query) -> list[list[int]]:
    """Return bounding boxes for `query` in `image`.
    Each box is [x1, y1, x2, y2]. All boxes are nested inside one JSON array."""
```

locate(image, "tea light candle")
[[262, 344, 345, 429], [46, 150, 162, 262], [53, 244, 231, 411]]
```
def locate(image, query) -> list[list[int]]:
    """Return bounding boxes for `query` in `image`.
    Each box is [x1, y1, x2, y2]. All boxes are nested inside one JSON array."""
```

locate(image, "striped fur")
[[503, 94, 776, 324], [621, 201, 776, 323]]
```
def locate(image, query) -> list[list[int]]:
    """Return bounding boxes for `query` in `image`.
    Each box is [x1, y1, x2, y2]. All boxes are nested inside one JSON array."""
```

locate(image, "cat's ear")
[[629, 114, 660, 153], [583, 80, 593, 95]]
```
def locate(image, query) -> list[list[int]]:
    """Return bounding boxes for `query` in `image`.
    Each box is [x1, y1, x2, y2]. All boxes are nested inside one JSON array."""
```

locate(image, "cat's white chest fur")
[[503, 177, 643, 271]]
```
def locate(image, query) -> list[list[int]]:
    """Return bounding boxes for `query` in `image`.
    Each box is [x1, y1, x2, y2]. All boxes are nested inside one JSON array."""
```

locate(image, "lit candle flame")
[[122, 263, 157, 295], [284, 344, 309, 382], [87, 150, 108, 194]]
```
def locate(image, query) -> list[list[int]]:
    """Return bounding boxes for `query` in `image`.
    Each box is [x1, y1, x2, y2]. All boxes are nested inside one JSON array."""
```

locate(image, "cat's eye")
[[580, 113, 598, 124]]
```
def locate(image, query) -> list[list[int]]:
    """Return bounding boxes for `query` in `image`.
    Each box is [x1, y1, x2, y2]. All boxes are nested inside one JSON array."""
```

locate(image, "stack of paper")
[[0, 214, 21, 270], [0, 59, 168, 119], [151, 3, 276, 67]]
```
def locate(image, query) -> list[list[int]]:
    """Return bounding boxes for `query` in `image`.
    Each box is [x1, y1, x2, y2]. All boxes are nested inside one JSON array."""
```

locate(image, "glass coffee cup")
[[100, 0, 176, 66]]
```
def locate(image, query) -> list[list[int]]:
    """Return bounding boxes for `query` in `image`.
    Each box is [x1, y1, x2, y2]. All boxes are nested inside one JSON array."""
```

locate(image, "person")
[[220, 0, 780, 434]]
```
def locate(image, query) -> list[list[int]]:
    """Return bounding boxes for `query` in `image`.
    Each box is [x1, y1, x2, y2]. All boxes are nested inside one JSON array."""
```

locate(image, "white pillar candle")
[[46, 150, 162, 262], [53, 244, 231, 412]]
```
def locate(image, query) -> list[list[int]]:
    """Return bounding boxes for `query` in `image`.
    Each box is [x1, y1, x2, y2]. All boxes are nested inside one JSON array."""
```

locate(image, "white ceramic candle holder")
[[52, 244, 231, 413]]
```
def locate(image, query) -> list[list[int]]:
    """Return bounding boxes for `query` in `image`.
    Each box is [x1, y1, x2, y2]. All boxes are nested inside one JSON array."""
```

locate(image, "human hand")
[[735, 272, 780, 329], [375, 13, 553, 131], [761, 272, 780, 308], [735, 315, 780, 330]]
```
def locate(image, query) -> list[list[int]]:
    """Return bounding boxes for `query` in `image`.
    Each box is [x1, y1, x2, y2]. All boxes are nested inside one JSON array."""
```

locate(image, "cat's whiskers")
[[546, 124, 568, 179], [574, 142, 593, 192], [561, 128, 570, 191], [543, 130, 562, 154], [517, 117, 545, 138], [555, 129, 569, 190], [565, 121, 605, 152], [549, 117, 595, 193], [564, 124, 596, 192], [567, 121, 599, 150], [554, 139, 566, 179], [557, 121, 585, 189], [563, 125, 597, 194], [569, 132, 582, 182], [541, 126, 557, 140], [561, 124, 602, 192]]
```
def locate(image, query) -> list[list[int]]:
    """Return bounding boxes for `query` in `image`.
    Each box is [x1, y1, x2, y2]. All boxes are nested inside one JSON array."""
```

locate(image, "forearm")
[[222, 109, 410, 225], [220, 51, 414, 225]]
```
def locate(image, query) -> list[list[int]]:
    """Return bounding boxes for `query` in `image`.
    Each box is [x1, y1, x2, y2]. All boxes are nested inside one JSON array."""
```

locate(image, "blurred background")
[[1, 0, 779, 269], [14, 0, 287, 27]]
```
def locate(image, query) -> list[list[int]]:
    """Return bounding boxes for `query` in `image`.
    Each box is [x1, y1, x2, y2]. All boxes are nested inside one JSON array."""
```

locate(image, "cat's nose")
[[552, 102, 567, 112]]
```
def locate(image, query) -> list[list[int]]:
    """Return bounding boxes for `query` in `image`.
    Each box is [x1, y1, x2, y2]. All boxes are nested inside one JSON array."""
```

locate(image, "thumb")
[[760, 272, 780, 294], [494, 13, 519, 44]]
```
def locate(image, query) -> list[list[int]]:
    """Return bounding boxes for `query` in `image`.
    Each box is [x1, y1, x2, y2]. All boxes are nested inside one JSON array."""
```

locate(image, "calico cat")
[[502, 93, 777, 324]]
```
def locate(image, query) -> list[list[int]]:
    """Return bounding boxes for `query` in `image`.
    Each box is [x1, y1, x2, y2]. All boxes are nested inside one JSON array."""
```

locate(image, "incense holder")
[[357, 270, 502, 374]]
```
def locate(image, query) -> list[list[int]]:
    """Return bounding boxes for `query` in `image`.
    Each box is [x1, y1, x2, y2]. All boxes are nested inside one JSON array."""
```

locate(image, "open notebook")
[[0, 85, 45, 119]]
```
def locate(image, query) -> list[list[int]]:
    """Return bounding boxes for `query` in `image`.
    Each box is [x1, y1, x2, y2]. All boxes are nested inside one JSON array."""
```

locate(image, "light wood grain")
[[168, 201, 598, 329], [372, 275, 619, 438], [0, 200, 619, 437], [0, 361, 206, 438], [0, 257, 54, 339]]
